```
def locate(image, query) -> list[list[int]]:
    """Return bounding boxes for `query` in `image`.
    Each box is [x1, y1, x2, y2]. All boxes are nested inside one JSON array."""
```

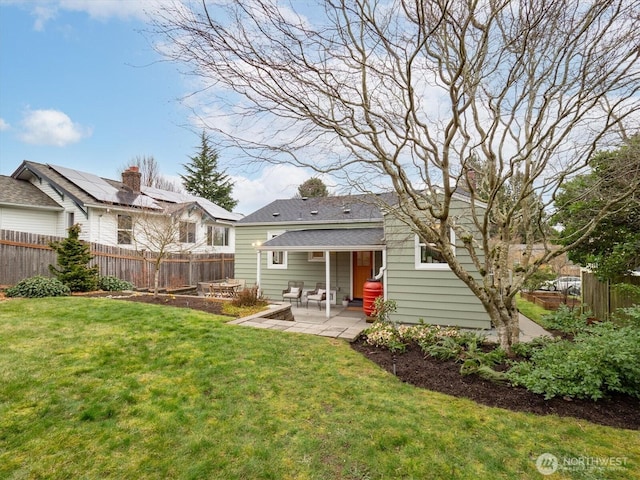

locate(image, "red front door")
[[353, 251, 373, 298]]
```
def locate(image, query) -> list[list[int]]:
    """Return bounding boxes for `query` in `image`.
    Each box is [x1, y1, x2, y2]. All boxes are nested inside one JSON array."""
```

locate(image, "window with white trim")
[[415, 230, 455, 270], [308, 251, 326, 262], [267, 231, 287, 269], [117, 214, 133, 245], [179, 221, 196, 244], [207, 225, 229, 246]]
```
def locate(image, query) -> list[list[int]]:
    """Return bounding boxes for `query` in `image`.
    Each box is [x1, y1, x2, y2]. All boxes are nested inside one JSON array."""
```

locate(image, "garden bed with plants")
[[351, 304, 640, 431]]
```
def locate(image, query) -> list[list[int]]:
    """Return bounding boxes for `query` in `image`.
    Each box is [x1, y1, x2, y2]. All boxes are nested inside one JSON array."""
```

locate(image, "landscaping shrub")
[[507, 322, 640, 400], [363, 321, 406, 353], [231, 286, 267, 308], [540, 304, 590, 334], [509, 335, 557, 359], [6, 276, 70, 298], [98, 276, 134, 292], [614, 305, 640, 327], [362, 321, 477, 356], [48, 224, 99, 292]]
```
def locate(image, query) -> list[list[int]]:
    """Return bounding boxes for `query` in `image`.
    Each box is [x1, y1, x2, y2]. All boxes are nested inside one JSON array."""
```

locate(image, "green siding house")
[[235, 193, 491, 330]]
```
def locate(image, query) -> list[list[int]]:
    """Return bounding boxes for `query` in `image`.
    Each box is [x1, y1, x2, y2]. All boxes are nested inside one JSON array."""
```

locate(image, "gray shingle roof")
[[238, 192, 397, 224], [11, 161, 240, 221], [0, 175, 63, 209], [258, 227, 385, 251]]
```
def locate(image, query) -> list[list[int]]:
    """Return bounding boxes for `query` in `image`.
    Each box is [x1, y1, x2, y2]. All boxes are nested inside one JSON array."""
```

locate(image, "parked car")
[[541, 276, 581, 294]]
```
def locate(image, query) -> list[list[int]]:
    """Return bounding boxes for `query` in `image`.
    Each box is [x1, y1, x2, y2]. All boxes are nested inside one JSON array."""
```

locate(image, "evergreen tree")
[[181, 132, 238, 211], [49, 224, 99, 292], [296, 177, 329, 198], [554, 137, 640, 281]]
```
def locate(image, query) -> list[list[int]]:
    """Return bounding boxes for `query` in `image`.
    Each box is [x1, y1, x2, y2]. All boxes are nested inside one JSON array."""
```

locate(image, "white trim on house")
[[266, 230, 287, 269], [414, 231, 456, 271]]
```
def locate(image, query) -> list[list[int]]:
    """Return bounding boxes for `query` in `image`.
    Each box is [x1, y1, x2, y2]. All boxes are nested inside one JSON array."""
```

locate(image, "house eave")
[[255, 244, 385, 252], [0, 202, 64, 211], [237, 218, 382, 227]]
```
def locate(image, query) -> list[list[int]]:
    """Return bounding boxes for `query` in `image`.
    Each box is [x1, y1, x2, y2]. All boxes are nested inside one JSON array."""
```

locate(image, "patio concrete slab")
[[230, 303, 549, 343], [229, 303, 370, 340]]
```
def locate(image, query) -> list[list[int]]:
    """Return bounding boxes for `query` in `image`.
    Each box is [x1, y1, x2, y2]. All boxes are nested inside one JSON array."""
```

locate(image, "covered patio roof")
[[256, 227, 385, 252]]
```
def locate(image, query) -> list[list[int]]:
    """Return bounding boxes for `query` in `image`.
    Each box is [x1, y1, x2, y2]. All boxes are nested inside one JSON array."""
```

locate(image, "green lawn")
[[1, 297, 638, 479], [516, 293, 552, 323]]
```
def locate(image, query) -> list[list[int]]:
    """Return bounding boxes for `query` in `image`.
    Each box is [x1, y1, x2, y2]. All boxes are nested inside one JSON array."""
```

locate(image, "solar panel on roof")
[[50, 164, 162, 209], [132, 195, 162, 209], [50, 164, 123, 203], [142, 186, 192, 203]]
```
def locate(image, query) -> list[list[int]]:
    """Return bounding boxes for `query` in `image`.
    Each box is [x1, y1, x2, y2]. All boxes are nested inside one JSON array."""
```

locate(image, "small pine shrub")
[[98, 276, 134, 292], [6, 276, 70, 298], [49, 224, 98, 292]]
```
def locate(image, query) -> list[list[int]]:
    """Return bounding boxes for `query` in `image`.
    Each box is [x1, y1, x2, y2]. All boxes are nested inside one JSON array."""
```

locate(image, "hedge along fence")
[[0, 229, 234, 290]]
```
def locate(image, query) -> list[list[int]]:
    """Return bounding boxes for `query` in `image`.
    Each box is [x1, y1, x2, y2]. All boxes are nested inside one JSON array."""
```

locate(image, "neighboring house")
[[235, 193, 491, 329], [0, 175, 64, 235], [6, 161, 241, 253]]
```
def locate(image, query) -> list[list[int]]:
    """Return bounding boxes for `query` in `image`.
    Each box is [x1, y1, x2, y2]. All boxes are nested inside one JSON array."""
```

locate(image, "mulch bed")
[[79, 291, 226, 315], [351, 339, 640, 430], [82, 292, 639, 430]]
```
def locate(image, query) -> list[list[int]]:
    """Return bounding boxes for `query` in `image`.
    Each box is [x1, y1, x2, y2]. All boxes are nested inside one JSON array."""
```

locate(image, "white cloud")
[[1, 0, 175, 29], [0, 118, 9, 131], [19, 109, 92, 146], [232, 164, 312, 215], [58, 0, 167, 21]]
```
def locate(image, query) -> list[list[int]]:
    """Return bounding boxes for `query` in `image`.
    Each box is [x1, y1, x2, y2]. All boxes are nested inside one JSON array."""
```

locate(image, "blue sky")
[[0, 0, 314, 214]]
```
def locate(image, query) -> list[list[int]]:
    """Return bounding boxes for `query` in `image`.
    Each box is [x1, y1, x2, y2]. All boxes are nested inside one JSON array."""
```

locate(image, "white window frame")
[[267, 231, 287, 269], [414, 230, 455, 271], [308, 251, 326, 262], [207, 225, 229, 247], [117, 214, 133, 245], [179, 221, 196, 244]]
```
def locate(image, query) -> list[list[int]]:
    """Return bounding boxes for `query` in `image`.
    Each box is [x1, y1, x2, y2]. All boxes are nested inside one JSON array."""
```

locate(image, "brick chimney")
[[122, 166, 141, 194]]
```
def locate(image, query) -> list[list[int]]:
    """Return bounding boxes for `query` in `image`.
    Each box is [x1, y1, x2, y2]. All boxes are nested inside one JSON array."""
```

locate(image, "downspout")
[[374, 249, 387, 300]]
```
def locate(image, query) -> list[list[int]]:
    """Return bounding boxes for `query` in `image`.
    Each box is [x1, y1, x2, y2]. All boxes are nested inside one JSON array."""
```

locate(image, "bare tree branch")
[[153, 0, 640, 350]]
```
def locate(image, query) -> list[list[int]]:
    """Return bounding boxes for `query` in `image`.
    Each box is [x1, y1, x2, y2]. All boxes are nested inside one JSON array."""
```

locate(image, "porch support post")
[[325, 250, 331, 319], [381, 248, 387, 300], [256, 250, 261, 297]]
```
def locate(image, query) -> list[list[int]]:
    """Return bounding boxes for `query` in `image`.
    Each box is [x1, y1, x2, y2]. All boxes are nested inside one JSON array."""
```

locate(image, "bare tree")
[[129, 155, 182, 192], [132, 211, 181, 297], [132, 207, 205, 296], [154, 0, 640, 352]]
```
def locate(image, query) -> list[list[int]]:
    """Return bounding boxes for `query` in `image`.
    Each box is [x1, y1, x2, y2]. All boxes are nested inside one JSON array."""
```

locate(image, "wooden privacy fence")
[[0, 229, 234, 290], [582, 271, 640, 320]]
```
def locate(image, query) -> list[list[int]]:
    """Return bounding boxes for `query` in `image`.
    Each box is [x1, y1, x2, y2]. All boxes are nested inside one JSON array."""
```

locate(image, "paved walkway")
[[228, 304, 550, 342]]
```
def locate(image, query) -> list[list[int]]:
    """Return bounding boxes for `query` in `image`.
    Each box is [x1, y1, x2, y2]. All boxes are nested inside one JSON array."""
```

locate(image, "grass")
[[516, 293, 552, 323], [1, 297, 639, 479]]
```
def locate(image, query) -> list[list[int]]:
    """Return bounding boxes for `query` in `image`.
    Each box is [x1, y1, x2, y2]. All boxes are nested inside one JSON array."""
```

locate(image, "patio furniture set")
[[282, 281, 327, 309]]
